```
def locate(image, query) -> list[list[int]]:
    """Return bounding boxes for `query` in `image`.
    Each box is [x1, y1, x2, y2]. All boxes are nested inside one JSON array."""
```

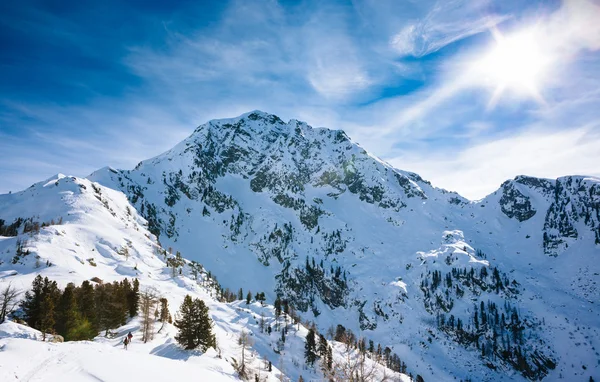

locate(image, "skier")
[[123, 337, 129, 350], [127, 331, 133, 343]]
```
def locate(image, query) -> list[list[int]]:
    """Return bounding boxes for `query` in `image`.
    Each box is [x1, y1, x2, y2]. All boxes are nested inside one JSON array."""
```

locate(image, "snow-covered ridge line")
[[0, 173, 412, 381], [2, 110, 600, 381]]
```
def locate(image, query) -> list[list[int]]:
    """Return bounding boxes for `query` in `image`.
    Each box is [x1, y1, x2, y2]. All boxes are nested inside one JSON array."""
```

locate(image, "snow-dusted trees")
[[304, 328, 317, 366], [174, 295, 216, 351], [0, 283, 20, 323], [274, 296, 282, 330], [166, 251, 185, 277], [189, 260, 203, 281], [254, 292, 266, 306]]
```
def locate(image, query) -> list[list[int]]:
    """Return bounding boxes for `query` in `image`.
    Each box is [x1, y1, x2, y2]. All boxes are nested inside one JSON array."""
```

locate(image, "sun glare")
[[474, 28, 552, 107]]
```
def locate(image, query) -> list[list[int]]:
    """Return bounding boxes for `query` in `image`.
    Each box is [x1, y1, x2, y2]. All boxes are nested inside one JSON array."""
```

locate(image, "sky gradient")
[[1, 0, 599, 199]]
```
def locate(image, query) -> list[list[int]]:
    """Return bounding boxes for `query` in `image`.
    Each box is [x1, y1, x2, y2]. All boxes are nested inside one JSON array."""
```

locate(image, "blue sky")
[[1, 0, 599, 199]]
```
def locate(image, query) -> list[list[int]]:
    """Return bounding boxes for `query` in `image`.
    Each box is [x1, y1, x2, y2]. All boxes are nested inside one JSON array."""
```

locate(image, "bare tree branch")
[[0, 283, 20, 323]]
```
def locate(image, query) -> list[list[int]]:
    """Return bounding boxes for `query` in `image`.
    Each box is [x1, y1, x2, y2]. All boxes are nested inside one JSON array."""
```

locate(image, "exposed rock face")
[[499, 178, 538, 222]]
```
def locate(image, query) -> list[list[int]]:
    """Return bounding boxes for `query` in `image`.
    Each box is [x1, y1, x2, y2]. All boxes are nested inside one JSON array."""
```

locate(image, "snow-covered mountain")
[[0, 174, 410, 382], [1, 110, 599, 381]]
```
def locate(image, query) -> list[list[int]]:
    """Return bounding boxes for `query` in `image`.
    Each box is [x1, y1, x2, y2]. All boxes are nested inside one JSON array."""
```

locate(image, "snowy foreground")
[[0, 175, 411, 382], [0, 321, 235, 382]]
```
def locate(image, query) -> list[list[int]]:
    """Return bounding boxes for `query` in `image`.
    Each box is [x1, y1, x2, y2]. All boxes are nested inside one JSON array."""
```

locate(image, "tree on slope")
[[318, 334, 328, 358], [139, 287, 159, 343], [34, 277, 60, 340], [157, 297, 170, 333], [39, 293, 56, 341], [95, 282, 126, 336], [127, 278, 140, 318], [305, 328, 317, 366], [174, 295, 216, 351], [21, 275, 44, 328], [0, 283, 20, 323], [237, 329, 253, 379], [55, 283, 80, 340], [255, 292, 266, 306], [76, 280, 97, 331]]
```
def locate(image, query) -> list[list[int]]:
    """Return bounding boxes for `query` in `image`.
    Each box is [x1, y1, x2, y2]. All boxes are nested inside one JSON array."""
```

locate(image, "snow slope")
[[0, 321, 236, 382], [0, 174, 411, 382], [83, 111, 600, 381]]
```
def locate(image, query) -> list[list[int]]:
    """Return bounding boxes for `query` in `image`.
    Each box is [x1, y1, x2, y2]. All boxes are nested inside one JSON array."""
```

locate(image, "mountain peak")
[[241, 110, 284, 123]]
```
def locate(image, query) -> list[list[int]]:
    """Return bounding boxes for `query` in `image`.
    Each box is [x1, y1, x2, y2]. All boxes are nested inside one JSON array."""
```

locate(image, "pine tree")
[[274, 296, 282, 317], [305, 328, 317, 366], [21, 275, 44, 328], [76, 280, 97, 331], [326, 345, 333, 371], [255, 292, 266, 305], [96, 282, 126, 335], [283, 299, 289, 316], [159, 298, 170, 322], [318, 334, 328, 357], [39, 277, 60, 340], [174, 295, 216, 351], [56, 283, 79, 340], [175, 295, 196, 349], [95, 283, 111, 335], [39, 293, 56, 340], [128, 278, 140, 318], [112, 281, 128, 326], [274, 296, 282, 330], [246, 291, 252, 305], [238, 288, 243, 300], [121, 278, 132, 315], [195, 298, 216, 351]]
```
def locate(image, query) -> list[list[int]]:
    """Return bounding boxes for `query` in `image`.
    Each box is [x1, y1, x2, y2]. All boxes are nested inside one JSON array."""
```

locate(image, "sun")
[[473, 27, 552, 107]]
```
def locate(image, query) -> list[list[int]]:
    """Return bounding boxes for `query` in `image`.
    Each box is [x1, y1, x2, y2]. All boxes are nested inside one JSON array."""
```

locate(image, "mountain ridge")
[[2, 110, 599, 381]]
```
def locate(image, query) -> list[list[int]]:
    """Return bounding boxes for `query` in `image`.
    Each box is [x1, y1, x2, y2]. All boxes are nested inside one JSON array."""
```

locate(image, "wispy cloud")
[[390, 1, 508, 58]]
